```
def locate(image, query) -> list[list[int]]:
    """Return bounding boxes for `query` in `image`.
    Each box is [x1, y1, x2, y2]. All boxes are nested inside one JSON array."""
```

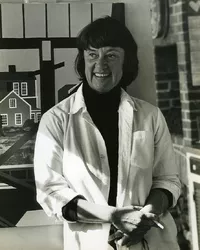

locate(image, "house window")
[[36, 113, 41, 122], [31, 113, 35, 121], [21, 82, 28, 96], [9, 98, 17, 108], [1, 114, 8, 126], [15, 113, 22, 125], [13, 82, 19, 95]]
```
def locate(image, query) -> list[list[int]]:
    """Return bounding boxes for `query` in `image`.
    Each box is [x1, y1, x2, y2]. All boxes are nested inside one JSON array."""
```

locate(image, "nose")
[[95, 56, 108, 70]]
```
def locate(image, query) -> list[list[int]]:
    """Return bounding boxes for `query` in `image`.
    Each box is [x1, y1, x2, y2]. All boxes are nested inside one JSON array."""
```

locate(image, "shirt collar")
[[120, 88, 138, 112], [70, 84, 86, 114], [70, 83, 137, 114]]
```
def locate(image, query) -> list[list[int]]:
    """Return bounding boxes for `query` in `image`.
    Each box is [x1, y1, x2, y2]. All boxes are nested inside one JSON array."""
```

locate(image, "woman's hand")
[[110, 228, 148, 247], [111, 206, 157, 235], [110, 206, 161, 247], [116, 231, 146, 247]]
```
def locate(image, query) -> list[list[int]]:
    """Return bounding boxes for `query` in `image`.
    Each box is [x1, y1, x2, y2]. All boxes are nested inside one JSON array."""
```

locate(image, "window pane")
[[1, 114, 8, 126], [13, 82, 19, 95], [21, 82, 28, 96], [9, 98, 16, 108], [37, 113, 41, 122], [15, 113, 22, 125]]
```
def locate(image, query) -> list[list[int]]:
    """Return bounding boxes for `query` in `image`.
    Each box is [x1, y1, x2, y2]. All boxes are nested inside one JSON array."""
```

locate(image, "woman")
[[34, 17, 181, 250]]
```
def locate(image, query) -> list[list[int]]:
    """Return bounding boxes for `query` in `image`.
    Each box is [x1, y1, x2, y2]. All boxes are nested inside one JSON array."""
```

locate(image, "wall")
[[124, 0, 156, 105]]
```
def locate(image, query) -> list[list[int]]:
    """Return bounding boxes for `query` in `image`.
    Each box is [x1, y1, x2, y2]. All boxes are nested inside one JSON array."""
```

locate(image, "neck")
[[82, 81, 121, 112]]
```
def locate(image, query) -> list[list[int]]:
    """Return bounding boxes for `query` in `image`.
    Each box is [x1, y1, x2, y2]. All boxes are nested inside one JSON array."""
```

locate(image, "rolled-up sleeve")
[[151, 108, 181, 207], [34, 110, 82, 221]]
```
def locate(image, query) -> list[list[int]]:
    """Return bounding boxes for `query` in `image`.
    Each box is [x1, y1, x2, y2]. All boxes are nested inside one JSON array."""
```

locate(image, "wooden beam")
[[0, 171, 35, 192], [111, 3, 125, 26]]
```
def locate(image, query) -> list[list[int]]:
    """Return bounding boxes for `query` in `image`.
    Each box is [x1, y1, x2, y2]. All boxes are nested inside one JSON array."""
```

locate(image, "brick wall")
[[155, 45, 183, 136], [152, 2, 200, 247], [153, 0, 200, 148]]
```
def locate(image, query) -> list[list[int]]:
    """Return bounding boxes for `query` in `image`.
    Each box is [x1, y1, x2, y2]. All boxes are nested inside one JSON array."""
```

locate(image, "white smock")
[[34, 84, 181, 250]]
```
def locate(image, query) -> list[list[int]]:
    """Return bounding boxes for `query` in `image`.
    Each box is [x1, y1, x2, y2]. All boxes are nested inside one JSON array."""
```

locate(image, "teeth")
[[94, 73, 110, 77]]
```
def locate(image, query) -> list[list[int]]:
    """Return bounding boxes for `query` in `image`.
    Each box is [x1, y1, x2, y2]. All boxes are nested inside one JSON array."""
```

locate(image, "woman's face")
[[84, 46, 125, 93]]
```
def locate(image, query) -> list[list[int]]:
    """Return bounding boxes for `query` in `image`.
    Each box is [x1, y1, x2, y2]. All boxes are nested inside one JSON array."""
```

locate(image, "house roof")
[[0, 91, 40, 111], [0, 90, 32, 109], [0, 71, 36, 81]]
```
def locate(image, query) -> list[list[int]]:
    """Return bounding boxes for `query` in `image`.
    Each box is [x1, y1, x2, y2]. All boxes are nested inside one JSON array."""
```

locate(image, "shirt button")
[[100, 154, 105, 159]]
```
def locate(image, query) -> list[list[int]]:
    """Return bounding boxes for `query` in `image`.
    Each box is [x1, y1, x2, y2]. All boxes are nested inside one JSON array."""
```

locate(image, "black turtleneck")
[[83, 81, 121, 206]]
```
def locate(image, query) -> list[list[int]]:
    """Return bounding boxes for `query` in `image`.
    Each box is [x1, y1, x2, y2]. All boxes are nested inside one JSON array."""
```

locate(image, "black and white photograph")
[[0, 1, 199, 250]]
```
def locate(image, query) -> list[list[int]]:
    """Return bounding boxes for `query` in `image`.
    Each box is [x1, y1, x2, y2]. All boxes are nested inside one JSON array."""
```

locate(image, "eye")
[[88, 52, 98, 59], [107, 54, 117, 59]]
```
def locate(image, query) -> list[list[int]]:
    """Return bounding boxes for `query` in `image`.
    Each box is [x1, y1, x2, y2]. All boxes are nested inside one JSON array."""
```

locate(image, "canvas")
[[0, 1, 123, 228]]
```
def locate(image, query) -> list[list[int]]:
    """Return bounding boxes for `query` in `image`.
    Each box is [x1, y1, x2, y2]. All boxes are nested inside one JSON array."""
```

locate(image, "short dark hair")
[[75, 16, 139, 88]]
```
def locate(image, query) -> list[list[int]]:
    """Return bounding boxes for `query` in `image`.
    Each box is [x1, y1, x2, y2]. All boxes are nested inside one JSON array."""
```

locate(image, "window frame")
[[1, 114, 8, 126], [15, 113, 22, 126], [13, 82, 19, 95], [21, 82, 28, 96], [9, 98, 17, 108], [31, 113, 35, 122], [36, 113, 41, 122]]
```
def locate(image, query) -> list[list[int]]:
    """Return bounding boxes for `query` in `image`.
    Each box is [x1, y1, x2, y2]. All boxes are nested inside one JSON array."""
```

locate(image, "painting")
[[0, 2, 124, 228]]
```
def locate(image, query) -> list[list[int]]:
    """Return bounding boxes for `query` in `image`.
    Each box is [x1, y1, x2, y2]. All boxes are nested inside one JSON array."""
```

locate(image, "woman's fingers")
[[141, 212, 163, 229], [108, 230, 123, 242], [142, 212, 159, 221], [116, 233, 144, 247], [126, 239, 135, 248], [117, 235, 130, 246], [112, 207, 163, 236]]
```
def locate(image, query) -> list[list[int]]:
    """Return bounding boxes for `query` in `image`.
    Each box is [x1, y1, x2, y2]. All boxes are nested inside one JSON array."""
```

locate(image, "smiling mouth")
[[94, 73, 111, 78]]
